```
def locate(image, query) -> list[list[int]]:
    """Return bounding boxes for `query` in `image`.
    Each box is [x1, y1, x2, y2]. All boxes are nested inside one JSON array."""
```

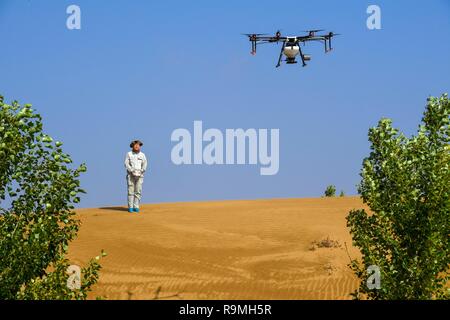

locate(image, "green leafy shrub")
[[0, 95, 102, 299], [324, 185, 336, 197], [347, 94, 449, 299], [16, 252, 105, 300]]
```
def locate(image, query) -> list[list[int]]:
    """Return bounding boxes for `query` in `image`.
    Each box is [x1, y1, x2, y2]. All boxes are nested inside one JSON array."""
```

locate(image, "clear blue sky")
[[0, 0, 449, 208]]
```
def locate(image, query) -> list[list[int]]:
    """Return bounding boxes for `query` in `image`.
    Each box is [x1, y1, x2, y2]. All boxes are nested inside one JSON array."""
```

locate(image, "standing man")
[[124, 140, 148, 213]]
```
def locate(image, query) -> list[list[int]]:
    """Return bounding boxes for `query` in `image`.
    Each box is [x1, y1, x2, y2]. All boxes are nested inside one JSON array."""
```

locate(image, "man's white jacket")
[[124, 151, 148, 177]]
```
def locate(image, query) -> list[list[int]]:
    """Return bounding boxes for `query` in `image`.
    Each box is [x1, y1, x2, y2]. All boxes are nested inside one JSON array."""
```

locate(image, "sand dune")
[[69, 197, 367, 300]]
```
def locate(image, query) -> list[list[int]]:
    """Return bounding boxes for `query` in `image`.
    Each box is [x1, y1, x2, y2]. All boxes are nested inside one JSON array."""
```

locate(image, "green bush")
[[0, 95, 102, 299], [347, 94, 449, 299], [324, 185, 336, 197]]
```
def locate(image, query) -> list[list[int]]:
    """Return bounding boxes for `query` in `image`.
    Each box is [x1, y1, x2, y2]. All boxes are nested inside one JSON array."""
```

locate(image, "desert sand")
[[69, 197, 368, 300]]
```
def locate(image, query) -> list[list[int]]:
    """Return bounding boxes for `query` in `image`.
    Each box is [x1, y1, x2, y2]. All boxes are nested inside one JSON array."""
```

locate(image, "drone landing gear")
[[298, 45, 307, 67], [276, 42, 286, 68]]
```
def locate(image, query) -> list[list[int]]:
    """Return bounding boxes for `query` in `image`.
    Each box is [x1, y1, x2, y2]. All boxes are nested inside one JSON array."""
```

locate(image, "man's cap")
[[130, 140, 143, 148]]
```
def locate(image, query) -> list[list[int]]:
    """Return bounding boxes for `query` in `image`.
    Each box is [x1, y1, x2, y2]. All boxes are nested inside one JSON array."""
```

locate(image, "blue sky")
[[0, 0, 449, 208]]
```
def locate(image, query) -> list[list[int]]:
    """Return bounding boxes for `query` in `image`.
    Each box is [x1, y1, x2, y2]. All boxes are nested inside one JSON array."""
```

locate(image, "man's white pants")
[[127, 174, 144, 209]]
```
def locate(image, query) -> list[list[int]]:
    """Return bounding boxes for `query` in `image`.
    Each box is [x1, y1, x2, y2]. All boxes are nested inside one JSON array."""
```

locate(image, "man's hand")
[[132, 170, 142, 177]]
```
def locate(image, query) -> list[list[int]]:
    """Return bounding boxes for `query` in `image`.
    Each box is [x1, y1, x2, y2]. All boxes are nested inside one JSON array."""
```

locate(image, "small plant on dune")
[[310, 236, 341, 251], [151, 285, 183, 300], [339, 190, 345, 197], [324, 185, 336, 197], [0, 95, 103, 299], [347, 94, 449, 300]]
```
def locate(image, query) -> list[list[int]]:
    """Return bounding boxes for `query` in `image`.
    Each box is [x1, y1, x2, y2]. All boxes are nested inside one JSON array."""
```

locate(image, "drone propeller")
[[321, 32, 341, 53], [243, 33, 272, 55], [302, 29, 324, 33], [242, 33, 269, 37], [302, 29, 325, 36], [326, 32, 341, 37]]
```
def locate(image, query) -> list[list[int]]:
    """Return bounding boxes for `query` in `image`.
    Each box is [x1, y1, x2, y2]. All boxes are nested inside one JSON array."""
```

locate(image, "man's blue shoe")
[[128, 208, 134, 213], [134, 208, 140, 213]]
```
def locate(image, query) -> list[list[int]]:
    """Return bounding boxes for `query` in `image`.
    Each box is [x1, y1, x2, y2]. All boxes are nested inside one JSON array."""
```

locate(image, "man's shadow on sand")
[[98, 207, 129, 212]]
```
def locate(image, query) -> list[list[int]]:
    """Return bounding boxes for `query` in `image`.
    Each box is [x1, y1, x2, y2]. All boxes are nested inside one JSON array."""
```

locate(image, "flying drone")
[[243, 29, 340, 68]]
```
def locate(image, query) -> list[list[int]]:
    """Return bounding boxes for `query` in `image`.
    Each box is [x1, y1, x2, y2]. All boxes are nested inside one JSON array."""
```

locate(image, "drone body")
[[244, 30, 339, 68]]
